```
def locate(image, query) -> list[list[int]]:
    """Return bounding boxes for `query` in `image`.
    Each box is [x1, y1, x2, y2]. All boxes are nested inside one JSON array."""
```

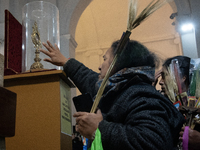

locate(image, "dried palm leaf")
[[127, 0, 138, 31], [195, 64, 200, 98], [128, 0, 170, 31], [90, 32, 131, 113], [90, 0, 170, 113], [164, 66, 176, 103]]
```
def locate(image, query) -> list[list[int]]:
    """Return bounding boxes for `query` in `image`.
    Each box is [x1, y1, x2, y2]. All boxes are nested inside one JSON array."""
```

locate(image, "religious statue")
[[30, 21, 43, 71]]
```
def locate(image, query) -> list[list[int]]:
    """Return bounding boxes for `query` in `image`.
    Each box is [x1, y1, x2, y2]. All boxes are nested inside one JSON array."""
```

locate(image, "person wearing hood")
[[40, 40, 185, 150], [154, 56, 200, 150]]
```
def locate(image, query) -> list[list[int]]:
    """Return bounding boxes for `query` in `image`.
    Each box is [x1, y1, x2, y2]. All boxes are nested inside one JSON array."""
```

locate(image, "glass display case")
[[22, 1, 60, 72]]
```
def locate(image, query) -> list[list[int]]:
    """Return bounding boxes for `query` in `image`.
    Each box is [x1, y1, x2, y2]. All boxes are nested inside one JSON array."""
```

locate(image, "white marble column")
[[0, 53, 5, 150], [0, 3, 5, 144], [60, 34, 77, 59], [60, 34, 77, 125]]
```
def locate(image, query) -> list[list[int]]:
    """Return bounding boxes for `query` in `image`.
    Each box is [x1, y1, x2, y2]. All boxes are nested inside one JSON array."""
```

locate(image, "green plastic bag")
[[88, 128, 103, 150]]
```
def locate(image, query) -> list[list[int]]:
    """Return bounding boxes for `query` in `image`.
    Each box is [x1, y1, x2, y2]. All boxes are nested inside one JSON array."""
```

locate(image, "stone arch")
[[74, 1, 183, 70], [57, 0, 93, 59], [168, 0, 178, 13], [68, 0, 93, 38]]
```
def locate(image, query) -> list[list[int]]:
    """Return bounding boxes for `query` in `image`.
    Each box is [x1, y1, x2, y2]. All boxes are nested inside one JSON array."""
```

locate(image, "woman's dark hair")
[[163, 56, 191, 87], [111, 40, 158, 73]]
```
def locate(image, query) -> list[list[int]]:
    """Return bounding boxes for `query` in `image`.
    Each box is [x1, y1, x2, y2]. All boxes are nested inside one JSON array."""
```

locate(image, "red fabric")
[[4, 10, 22, 75]]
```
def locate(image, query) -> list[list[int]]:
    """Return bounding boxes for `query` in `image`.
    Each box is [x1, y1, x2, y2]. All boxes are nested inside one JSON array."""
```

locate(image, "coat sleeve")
[[63, 58, 99, 97], [98, 95, 182, 150]]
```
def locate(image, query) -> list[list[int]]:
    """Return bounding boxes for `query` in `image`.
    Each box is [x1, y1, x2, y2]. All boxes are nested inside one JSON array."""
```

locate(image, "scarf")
[[95, 66, 155, 98]]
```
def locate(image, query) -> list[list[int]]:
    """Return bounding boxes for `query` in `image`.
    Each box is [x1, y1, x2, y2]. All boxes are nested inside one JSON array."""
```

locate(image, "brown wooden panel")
[[0, 87, 16, 137], [61, 133, 72, 150], [4, 70, 73, 150]]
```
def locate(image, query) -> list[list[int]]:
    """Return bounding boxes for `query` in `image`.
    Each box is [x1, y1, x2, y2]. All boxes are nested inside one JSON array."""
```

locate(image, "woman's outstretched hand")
[[40, 40, 69, 66]]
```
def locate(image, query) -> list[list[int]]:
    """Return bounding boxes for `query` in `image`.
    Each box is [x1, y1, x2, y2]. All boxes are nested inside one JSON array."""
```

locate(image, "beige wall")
[[74, 0, 182, 94], [75, 0, 182, 71]]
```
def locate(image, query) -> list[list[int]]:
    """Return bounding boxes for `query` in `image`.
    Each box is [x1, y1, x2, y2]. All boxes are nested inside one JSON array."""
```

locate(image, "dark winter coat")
[[64, 58, 185, 150]]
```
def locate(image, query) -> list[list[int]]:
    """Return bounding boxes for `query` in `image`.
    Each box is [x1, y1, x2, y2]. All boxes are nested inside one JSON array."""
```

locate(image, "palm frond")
[[90, 32, 131, 113], [127, 0, 138, 31], [165, 66, 177, 103], [90, 0, 169, 113], [130, 0, 169, 30]]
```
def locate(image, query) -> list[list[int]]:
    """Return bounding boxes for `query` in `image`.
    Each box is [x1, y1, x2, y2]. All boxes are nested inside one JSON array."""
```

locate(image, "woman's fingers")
[[54, 43, 59, 50], [40, 49, 51, 57], [43, 58, 53, 63], [42, 42, 53, 52], [179, 131, 184, 136], [47, 40, 55, 49]]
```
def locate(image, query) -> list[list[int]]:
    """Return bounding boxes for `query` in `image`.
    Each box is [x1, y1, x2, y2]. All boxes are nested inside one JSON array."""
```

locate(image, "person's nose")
[[159, 78, 164, 86], [98, 64, 102, 71]]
